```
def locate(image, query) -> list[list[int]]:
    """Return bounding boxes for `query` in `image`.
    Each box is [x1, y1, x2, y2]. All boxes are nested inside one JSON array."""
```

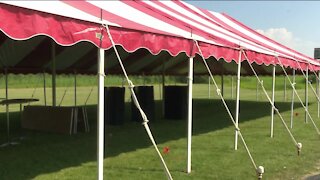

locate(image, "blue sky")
[[187, 1, 320, 58]]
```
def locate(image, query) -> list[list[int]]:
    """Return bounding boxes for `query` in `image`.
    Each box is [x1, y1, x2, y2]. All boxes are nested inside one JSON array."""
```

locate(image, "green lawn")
[[0, 75, 319, 179]]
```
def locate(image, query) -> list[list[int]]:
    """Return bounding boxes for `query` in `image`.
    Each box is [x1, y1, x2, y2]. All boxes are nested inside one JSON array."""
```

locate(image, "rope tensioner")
[[297, 142, 302, 156], [216, 88, 221, 96], [256, 166, 264, 179]]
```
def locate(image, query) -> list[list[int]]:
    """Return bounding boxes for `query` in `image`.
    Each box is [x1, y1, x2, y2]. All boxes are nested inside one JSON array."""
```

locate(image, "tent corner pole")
[[97, 48, 105, 180], [235, 50, 242, 150], [270, 65, 276, 138], [187, 56, 194, 174]]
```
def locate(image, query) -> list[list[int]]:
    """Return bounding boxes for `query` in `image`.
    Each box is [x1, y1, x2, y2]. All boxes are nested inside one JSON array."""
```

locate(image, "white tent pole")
[[74, 71, 77, 107], [318, 71, 320, 118], [43, 71, 47, 106], [235, 50, 242, 150], [208, 76, 211, 98], [305, 67, 309, 123], [231, 76, 234, 99], [51, 41, 56, 107], [187, 56, 194, 174], [290, 69, 296, 129], [270, 65, 276, 138], [97, 48, 105, 180]]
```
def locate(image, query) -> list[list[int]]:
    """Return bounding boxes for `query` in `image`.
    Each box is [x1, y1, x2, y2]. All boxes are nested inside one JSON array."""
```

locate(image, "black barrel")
[[104, 87, 125, 125], [164, 85, 188, 120], [131, 86, 155, 122]]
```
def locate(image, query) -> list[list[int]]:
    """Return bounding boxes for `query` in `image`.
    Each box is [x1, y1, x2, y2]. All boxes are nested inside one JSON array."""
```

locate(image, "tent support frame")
[[270, 65, 276, 138], [187, 56, 194, 174], [235, 50, 241, 150]]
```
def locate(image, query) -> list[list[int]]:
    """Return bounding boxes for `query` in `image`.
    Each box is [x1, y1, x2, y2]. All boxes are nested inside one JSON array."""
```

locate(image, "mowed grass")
[[0, 75, 319, 179]]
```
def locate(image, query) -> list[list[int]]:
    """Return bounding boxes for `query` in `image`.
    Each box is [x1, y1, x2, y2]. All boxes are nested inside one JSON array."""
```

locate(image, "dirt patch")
[[302, 161, 320, 180]]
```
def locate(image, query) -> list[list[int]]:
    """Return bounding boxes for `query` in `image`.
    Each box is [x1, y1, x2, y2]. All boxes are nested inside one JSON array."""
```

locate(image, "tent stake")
[[270, 65, 276, 138], [187, 56, 194, 174], [97, 48, 105, 180], [290, 69, 295, 128], [235, 50, 242, 150]]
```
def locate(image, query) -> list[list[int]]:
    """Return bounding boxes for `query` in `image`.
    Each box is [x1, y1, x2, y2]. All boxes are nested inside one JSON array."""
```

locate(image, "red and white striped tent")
[[0, 1, 318, 179], [0, 1, 319, 74]]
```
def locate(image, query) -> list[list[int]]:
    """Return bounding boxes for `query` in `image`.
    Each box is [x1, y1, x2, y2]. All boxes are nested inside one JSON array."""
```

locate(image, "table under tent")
[[1, 1, 320, 180]]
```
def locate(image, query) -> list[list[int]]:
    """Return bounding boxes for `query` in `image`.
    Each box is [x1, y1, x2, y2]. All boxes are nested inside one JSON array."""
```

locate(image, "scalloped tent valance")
[[0, 0, 319, 74]]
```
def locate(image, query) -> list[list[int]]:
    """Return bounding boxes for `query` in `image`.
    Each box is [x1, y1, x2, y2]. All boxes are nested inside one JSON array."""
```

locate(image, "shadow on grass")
[[0, 99, 304, 179]]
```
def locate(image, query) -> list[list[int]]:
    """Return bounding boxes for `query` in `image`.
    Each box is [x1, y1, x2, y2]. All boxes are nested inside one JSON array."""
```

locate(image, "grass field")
[[0, 74, 319, 179]]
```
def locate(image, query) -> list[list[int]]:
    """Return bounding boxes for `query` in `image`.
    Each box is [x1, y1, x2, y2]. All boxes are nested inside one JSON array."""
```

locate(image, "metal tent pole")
[[305, 67, 309, 123], [235, 50, 242, 150], [290, 69, 296, 128], [43, 71, 47, 106], [97, 48, 105, 180], [187, 56, 194, 173], [51, 41, 56, 107], [270, 65, 276, 138]]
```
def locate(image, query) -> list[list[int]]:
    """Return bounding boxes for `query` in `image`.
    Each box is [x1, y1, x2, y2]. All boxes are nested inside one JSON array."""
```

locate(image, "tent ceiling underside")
[[0, 1, 319, 75], [0, 33, 297, 76]]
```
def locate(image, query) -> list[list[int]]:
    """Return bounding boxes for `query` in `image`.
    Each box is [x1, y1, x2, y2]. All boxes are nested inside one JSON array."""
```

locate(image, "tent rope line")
[[242, 51, 303, 155], [275, 57, 320, 136], [103, 24, 173, 180], [194, 41, 264, 179]]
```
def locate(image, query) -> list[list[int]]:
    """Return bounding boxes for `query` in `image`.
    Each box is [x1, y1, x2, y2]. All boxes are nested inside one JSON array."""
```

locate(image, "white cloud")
[[256, 28, 318, 58]]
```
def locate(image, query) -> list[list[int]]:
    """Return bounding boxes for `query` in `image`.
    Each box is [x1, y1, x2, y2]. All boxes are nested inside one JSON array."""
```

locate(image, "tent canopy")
[[0, 0, 319, 75]]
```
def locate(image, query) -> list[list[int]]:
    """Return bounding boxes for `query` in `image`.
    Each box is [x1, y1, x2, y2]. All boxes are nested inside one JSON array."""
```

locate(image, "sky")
[[187, 1, 320, 58]]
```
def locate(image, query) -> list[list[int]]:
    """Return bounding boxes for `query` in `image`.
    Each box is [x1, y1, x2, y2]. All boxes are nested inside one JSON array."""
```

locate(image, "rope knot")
[[235, 127, 240, 131], [259, 80, 264, 85], [128, 80, 135, 89], [216, 88, 221, 96]]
